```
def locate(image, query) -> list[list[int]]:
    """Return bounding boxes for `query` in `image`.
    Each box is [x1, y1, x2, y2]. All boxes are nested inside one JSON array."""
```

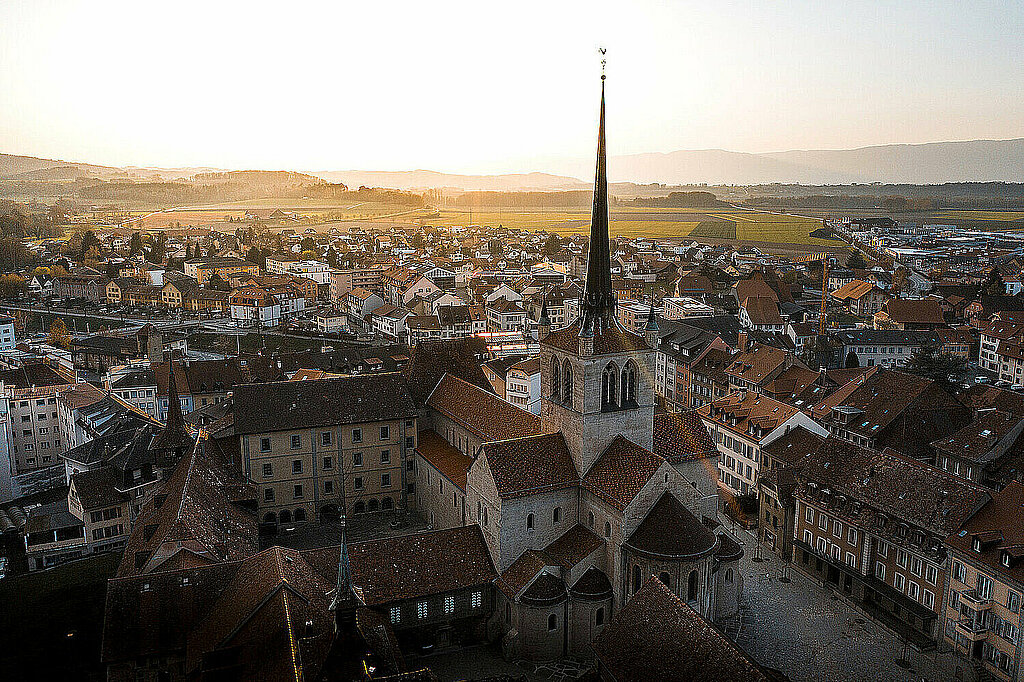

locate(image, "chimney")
[[738, 330, 748, 352]]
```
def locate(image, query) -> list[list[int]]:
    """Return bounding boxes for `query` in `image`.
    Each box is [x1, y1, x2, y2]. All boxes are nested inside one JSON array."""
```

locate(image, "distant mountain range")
[[3, 137, 1023, 192]]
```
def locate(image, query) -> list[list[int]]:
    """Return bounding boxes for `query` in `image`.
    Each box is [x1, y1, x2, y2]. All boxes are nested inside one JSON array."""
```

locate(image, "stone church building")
[[416, 75, 743, 661]]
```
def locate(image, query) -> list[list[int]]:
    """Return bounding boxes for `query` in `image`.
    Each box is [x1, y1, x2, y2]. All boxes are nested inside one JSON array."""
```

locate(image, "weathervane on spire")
[[599, 47, 607, 80]]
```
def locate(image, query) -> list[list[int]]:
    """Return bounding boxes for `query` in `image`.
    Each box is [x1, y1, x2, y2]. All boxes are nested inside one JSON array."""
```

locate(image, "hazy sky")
[[2, 0, 1023, 176]]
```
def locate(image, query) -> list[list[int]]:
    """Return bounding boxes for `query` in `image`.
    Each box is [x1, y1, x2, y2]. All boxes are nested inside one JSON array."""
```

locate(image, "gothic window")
[[602, 362, 618, 410], [621, 360, 638, 406], [551, 356, 561, 401], [562, 362, 573, 406], [632, 564, 642, 594]]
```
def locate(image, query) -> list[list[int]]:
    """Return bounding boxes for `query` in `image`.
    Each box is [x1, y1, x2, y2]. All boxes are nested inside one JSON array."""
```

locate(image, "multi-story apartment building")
[[0, 363, 76, 479], [55, 273, 107, 303], [792, 438, 989, 649], [266, 257, 331, 285], [979, 317, 1024, 385], [505, 357, 541, 414], [330, 266, 386, 302], [832, 329, 932, 369], [699, 390, 826, 503], [183, 257, 260, 287], [0, 316, 15, 351], [654, 320, 729, 412], [233, 375, 417, 527], [944, 482, 1024, 682]]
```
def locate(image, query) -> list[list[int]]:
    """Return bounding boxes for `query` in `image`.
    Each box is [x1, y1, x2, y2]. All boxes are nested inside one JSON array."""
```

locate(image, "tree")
[[891, 266, 909, 300], [985, 268, 1006, 297], [129, 231, 143, 255], [47, 318, 70, 349], [906, 339, 967, 391], [410, 232, 426, 249], [0, 273, 26, 300], [79, 230, 101, 259], [207, 272, 230, 291], [542, 233, 562, 256], [846, 250, 868, 269]]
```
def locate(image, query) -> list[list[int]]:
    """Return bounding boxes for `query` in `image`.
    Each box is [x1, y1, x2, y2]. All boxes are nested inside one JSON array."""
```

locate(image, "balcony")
[[954, 618, 989, 642], [959, 590, 992, 611]]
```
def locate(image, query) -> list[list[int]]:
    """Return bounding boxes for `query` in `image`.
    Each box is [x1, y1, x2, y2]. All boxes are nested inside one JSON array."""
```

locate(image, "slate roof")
[[653, 411, 717, 463], [480, 432, 579, 500], [427, 373, 541, 443], [233, 374, 416, 435], [592, 576, 776, 682], [0, 363, 70, 388], [70, 466, 128, 510], [583, 436, 666, 511], [623, 492, 718, 559]]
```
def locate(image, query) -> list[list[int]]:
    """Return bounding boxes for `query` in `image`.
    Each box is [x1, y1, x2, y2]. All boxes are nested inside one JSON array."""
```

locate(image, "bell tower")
[[540, 60, 656, 476]]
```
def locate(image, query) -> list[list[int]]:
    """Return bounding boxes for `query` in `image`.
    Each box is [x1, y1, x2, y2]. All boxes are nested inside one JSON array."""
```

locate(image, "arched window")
[[368, 499, 379, 512], [587, 511, 595, 528], [562, 362, 573, 406], [505, 603, 511, 622], [604, 521, 611, 538], [725, 567, 734, 584], [550, 357, 561, 401], [381, 497, 393, 510], [294, 508, 306, 522], [632, 565, 642, 594], [263, 512, 277, 525], [596, 607, 605, 626], [354, 501, 366, 514], [527, 513, 535, 530], [280, 509, 292, 524], [602, 363, 618, 410], [547, 613, 557, 631], [621, 360, 638, 406], [659, 571, 671, 588], [553, 507, 561, 524], [687, 570, 699, 602]]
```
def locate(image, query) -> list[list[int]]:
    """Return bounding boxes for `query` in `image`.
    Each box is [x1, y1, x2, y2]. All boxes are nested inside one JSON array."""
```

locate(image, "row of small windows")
[[549, 358, 640, 411], [390, 591, 483, 623], [259, 426, 396, 452]]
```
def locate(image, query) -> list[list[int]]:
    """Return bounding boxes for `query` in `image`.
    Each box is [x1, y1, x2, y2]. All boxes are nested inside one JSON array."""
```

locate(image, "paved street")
[[719, 524, 960, 682]]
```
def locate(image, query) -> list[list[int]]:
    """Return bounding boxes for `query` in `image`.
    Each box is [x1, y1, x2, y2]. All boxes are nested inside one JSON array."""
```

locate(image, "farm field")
[[432, 207, 834, 246]]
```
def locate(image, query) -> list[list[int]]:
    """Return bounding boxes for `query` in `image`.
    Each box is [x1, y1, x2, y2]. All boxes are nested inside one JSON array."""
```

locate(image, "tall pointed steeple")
[[331, 513, 359, 617], [151, 353, 192, 464], [579, 61, 616, 338]]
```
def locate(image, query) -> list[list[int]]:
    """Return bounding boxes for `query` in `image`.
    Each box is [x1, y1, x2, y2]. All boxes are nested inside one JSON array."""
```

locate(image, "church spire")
[[331, 512, 357, 615], [579, 53, 616, 338]]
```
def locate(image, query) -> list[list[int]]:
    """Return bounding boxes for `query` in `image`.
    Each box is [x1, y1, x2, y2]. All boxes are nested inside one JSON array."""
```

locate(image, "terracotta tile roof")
[[309, 525, 496, 605], [583, 436, 665, 511], [734, 277, 778, 304], [698, 392, 802, 443], [881, 298, 945, 325], [480, 432, 579, 499], [959, 385, 1024, 418], [427, 374, 541, 443], [542, 524, 605, 570], [592, 576, 775, 682], [496, 550, 548, 600], [414, 429, 473, 490], [57, 381, 107, 410], [831, 279, 880, 301], [233, 374, 416, 435], [541, 318, 650, 356], [762, 426, 827, 467], [653, 411, 718, 463], [946, 481, 1024, 584], [623, 491, 718, 559], [70, 466, 128, 510], [724, 345, 789, 385], [741, 296, 783, 325]]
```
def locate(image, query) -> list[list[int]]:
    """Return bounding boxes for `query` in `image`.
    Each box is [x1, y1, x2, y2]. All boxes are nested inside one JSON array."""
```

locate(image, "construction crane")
[[801, 252, 830, 335]]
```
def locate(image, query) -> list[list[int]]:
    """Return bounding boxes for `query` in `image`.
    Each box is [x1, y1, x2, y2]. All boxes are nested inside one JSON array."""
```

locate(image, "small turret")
[[538, 298, 551, 341], [644, 298, 659, 349]]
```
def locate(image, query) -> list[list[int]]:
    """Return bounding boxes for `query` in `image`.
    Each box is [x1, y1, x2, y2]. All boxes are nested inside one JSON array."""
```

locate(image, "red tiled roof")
[[583, 436, 666, 511], [541, 318, 650, 356], [653, 411, 718, 463], [481, 432, 579, 499], [426, 374, 541, 443], [415, 429, 473, 491]]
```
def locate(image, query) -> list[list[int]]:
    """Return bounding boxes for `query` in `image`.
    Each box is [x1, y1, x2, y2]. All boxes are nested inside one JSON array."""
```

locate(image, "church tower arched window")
[[601, 362, 618, 411], [550, 357, 561, 402], [562, 362, 573, 406], [621, 360, 638, 407]]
